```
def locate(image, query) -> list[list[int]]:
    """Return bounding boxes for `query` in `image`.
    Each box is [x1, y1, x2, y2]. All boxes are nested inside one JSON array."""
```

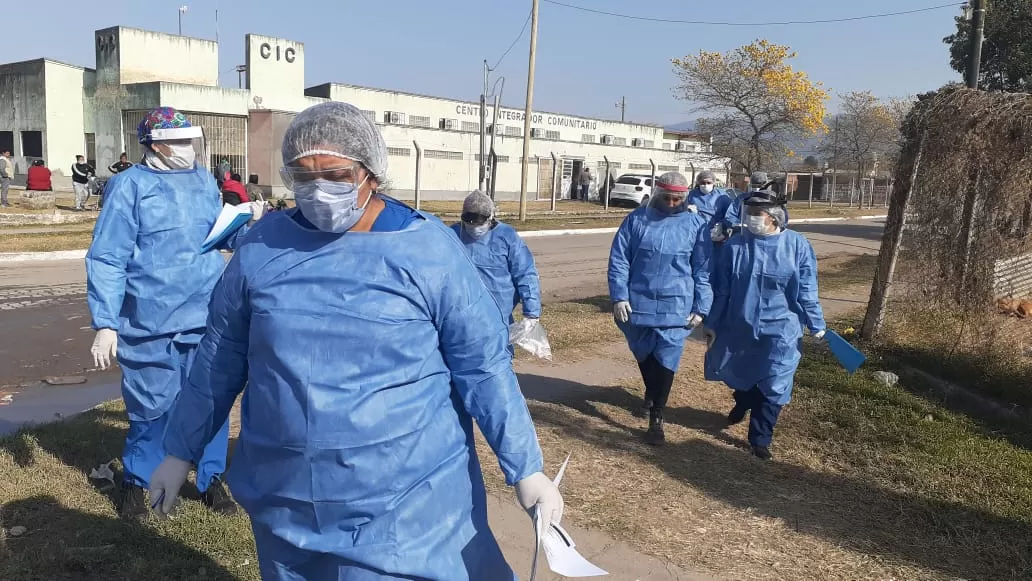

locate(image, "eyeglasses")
[[280, 164, 362, 191], [461, 212, 492, 225]]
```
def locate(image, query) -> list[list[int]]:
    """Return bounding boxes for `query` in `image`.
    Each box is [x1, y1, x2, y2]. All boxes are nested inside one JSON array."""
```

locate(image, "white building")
[[0, 27, 727, 200]]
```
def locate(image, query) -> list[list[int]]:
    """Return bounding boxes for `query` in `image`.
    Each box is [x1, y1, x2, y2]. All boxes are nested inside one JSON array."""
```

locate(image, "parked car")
[[608, 174, 655, 207]]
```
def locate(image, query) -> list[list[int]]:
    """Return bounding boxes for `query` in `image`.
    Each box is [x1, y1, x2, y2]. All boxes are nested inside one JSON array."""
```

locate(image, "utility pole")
[[488, 93, 501, 199], [178, 5, 188, 35], [479, 60, 489, 191], [616, 96, 625, 122], [966, 0, 987, 89], [518, 0, 539, 222]]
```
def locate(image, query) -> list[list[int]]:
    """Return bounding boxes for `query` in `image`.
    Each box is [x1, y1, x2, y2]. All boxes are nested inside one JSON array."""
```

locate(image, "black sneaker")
[[644, 413, 665, 446], [201, 478, 239, 516], [726, 405, 748, 427], [751, 446, 773, 461], [119, 483, 149, 521]]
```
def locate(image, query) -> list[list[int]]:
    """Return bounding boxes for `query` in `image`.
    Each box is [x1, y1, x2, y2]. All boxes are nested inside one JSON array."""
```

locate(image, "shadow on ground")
[[517, 371, 1032, 581], [0, 495, 239, 581]]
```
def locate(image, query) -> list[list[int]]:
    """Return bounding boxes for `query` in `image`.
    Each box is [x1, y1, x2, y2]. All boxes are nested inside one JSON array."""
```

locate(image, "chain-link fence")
[[783, 173, 893, 208], [863, 88, 1032, 410]]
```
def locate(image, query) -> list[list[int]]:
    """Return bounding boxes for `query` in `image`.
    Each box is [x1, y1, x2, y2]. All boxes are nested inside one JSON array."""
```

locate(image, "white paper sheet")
[[532, 453, 608, 578], [202, 204, 252, 251]]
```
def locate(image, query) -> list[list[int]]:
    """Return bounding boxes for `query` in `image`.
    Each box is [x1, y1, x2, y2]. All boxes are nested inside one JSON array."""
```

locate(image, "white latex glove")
[[148, 456, 192, 516], [90, 329, 118, 370], [685, 204, 699, 213], [515, 471, 564, 526], [686, 313, 704, 329], [703, 328, 717, 349], [813, 329, 827, 341], [613, 301, 632, 324], [247, 201, 268, 224], [710, 223, 728, 242]]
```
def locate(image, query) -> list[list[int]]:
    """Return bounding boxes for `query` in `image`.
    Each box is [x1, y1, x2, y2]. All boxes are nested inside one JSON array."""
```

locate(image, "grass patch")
[[817, 253, 878, 293], [0, 231, 94, 253]]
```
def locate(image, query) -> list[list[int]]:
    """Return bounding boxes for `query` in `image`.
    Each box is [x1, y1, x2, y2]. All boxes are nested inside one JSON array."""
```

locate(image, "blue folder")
[[200, 212, 251, 253], [824, 330, 866, 374]]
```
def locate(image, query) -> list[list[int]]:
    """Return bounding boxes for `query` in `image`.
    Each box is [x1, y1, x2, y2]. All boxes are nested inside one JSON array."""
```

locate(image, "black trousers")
[[637, 355, 675, 412], [731, 388, 784, 448]]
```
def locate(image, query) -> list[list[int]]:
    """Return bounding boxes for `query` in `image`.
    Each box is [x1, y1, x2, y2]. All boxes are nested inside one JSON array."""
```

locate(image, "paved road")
[[0, 219, 883, 429]]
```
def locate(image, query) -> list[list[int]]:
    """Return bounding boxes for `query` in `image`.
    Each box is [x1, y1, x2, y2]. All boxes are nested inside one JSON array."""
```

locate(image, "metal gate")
[[122, 110, 247, 175]]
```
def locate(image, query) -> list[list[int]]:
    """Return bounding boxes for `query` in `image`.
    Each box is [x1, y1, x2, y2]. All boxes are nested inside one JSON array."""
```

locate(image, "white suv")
[[608, 174, 654, 207]]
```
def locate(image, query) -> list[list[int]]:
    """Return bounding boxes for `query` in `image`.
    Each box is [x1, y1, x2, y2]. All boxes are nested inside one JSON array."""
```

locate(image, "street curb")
[[0, 215, 888, 262], [516, 214, 886, 239]]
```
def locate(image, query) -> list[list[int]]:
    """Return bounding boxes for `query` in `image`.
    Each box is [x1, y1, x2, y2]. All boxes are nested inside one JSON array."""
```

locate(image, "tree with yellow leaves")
[[672, 40, 828, 174]]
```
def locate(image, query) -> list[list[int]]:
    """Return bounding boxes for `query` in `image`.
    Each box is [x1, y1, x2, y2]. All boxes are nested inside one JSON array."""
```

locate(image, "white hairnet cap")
[[463, 190, 494, 216], [282, 102, 388, 182]]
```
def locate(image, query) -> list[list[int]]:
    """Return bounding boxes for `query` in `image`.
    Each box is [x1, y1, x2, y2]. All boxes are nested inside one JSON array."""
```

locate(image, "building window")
[[475, 154, 511, 163], [439, 118, 457, 130], [384, 111, 406, 125], [613, 137, 627, 146], [387, 147, 411, 157], [424, 149, 463, 160], [530, 128, 543, 138], [21, 131, 43, 158], [582, 134, 595, 143], [505, 126, 522, 137], [629, 163, 651, 171], [643, 140, 655, 148], [460, 121, 480, 133], [409, 115, 434, 128], [600, 134, 613, 145], [518, 157, 539, 164], [632, 138, 644, 147], [608, 162, 622, 169], [0, 131, 13, 155], [84, 133, 97, 167], [544, 130, 560, 140], [658, 165, 678, 172], [487, 124, 503, 135], [675, 142, 690, 152], [362, 110, 376, 123]]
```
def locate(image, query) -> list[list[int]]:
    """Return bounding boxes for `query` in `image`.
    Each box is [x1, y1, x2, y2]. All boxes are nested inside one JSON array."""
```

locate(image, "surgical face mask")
[[294, 176, 370, 233], [745, 214, 775, 236], [463, 221, 492, 239], [161, 143, 196, 169], [699, 184, 714, 194]]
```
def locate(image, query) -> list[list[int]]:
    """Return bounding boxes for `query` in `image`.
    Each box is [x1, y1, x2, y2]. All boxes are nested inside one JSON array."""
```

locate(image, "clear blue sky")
[[13, 0, 962, 125]]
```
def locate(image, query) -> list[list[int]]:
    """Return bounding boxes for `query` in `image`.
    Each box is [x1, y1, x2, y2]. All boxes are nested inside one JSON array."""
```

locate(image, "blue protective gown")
[[687, 187, 733, 229], [163, 208, 543, 581], [704, 229, 826, 405], [607, 206, 713, 372], [86, 163, 242, 490], [450, 221, 542, 324]]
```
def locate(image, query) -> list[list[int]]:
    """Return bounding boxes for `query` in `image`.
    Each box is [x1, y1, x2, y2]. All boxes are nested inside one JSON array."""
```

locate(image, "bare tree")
[[820, 92, 901, 204]]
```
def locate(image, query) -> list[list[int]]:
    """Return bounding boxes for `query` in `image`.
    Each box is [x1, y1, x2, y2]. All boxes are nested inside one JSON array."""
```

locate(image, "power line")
[[491, 11, 532, 71], [541, 0, 964, 26]]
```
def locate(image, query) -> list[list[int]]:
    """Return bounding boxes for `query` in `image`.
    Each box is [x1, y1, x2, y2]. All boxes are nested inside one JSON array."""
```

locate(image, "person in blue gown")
[[86, 106, 263, 519], [704, 190, 826, 461], [148, 102, 563, 581], [608, 171, 712, 446], [686, 170, 732, 231], [451, 190, 542, 351]]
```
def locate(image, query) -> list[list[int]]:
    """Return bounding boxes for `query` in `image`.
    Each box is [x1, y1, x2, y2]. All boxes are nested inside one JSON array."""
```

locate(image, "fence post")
[[603, 155, 610, 212], [808, 172, 814, 208], [550, 152, 558, 212], [650, 159, 656, 196], [489, 149, 498, 201], [861, 133, 927, 340], [412, 140, 422, 210]]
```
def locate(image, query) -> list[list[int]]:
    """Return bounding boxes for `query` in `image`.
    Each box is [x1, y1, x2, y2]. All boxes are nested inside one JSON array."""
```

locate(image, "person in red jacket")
[[26, 159, 52, 191], [220, 173, 250, 205]]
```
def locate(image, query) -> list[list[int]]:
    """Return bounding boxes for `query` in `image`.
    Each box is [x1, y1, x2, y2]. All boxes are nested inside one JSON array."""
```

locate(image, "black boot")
[[201, 478, 239, 516], [751, 446, 773, 461], [636, 397, 653, 419], [119, 483, 149, 521], [726, 405, 748, 427], [644, 411, 665, 446]]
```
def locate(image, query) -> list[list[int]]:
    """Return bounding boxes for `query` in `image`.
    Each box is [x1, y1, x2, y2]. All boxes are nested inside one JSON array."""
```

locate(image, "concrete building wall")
[[44, 61, 88, 177], [117, 28, 218, 87], [0, 60, 47, 177], [158, 83, 250, 116], [246, 35, 309, 112]]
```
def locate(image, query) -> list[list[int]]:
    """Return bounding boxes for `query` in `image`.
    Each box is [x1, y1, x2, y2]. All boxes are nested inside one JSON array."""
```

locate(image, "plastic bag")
[[509, 319, 553, 361]]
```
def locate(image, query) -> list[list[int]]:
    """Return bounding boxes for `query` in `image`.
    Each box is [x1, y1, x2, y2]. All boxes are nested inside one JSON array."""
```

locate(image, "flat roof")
[[307, 82, 668, 132], [0, 57, 93, 72]]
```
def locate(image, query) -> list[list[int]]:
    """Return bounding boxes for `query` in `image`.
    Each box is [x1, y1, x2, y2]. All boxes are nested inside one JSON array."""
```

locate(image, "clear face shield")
[[148, 126, 208, 169]]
